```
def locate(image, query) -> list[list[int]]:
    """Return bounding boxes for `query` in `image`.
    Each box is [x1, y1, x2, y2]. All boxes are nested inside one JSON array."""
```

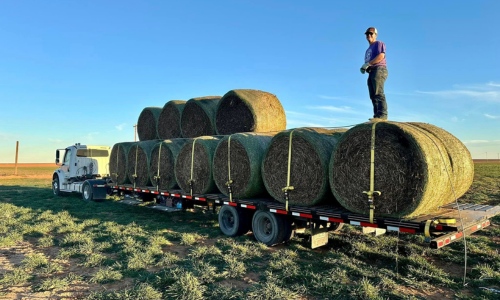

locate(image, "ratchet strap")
[[133, 144, 139, 188], [425, 218, 457, 239], [363, 122, 381, 224], [225, 136, 234, 202], [153, 143, 162, 191], [187, 139, 197, 197], [281, 130, 295, 211], [112, 145, 119, 180]]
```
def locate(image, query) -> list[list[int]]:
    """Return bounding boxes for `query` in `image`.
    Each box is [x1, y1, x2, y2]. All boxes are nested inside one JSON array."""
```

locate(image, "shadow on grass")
[[0, 185, 221, 239]]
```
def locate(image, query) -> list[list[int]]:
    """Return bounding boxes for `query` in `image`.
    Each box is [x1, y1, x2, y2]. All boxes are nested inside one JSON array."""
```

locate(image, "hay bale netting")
[[137, 107, 162, 141], [180, 96, 221, 138], [109, 142, 135, 184], [262, 128, 347, 206], [127, 140, 160, 186], [175, 136, 221, 195], [157, 100, 187, 139], [329, 121, 469, 218], [149, 139, 188, 190], [213, 133, 275, 199], [215, 89, 287, 135], [407, 122, 474, 198]]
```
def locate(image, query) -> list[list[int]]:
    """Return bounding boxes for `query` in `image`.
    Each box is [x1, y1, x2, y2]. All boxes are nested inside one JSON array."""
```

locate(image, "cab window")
[[63, 149, 72, 165]]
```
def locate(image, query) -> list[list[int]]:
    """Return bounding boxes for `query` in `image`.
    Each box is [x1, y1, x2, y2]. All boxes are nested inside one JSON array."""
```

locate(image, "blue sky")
[[0, 0, 499, 162]]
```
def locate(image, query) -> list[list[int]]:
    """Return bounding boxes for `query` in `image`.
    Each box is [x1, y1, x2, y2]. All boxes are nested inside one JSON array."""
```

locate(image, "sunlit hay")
[[157, 100, 186, 139], [407, 122, 474, 200], [180, 96, 221, 138], [137, 107, 162, 141], [126, 140, 160, 187], [175, 136, 221, 195], [149, 139, 188, 190], [215, 89, 286, 135], [262, 128, 347, 206], [213, 133, 275, 198], [110, 142, 135, 184], [330, 121, 462, 218]]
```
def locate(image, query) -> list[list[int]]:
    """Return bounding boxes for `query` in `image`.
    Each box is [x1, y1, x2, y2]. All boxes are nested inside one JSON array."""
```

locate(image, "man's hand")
[[360, 62, 370, 74]]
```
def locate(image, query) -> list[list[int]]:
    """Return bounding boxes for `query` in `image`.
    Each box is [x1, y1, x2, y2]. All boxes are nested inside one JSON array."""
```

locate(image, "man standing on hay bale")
[[360, 27, 388, 120]]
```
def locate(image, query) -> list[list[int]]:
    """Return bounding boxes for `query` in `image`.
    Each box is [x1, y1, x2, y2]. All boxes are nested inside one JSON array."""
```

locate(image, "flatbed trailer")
[[89, 182, 500, 249]]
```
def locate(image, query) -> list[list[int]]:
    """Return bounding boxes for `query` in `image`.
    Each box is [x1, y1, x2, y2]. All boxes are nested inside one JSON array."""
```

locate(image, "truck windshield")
[[76, 149, 109, 157]]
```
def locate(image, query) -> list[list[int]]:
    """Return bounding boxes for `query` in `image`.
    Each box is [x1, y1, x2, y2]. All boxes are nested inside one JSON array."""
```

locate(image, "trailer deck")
[[105, 183, 500, 249]]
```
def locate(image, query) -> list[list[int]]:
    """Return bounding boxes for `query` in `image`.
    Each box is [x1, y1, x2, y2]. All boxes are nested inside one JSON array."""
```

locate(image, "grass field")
[[0, 164, 499, 299]]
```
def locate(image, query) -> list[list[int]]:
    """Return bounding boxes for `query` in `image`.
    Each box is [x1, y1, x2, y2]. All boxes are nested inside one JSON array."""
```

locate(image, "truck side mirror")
[[55, 150, 60, 165]]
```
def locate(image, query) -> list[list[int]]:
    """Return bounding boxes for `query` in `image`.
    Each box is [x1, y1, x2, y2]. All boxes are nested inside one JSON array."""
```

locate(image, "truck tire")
[[218, 205, 250, 237], [52, 177, 61, 196], [252, 210, 290, 246], [82, 181, 93, 202]]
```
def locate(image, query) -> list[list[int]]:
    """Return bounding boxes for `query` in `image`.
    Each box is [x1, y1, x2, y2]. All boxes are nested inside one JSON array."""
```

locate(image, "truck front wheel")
[[82, 181, 93, 202], [52, 177, 61, 196]]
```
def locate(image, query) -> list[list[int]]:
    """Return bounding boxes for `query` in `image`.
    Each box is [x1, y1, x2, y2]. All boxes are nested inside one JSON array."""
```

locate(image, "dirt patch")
[[396, 285, 457, 299], [164, 244, 190, 258], [0, 242, 36, 274], [243, 272, 260, 283], [427, 257, 470, 277], [0, 164, 55, 168], [474, 160, 500, 164], [0, 175, 52, 179], [218, 278, 254, 290]]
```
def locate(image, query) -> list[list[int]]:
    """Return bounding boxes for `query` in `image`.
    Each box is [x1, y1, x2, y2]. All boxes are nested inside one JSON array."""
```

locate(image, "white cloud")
[[307, 105, 356, 114], [451, 117, 458, 122], [317, 95, 341, 100], [48, 138, 63, 143], [83, 132, 100, 141], [416, 82, 500, 102], [115, 123, 127, 131], [485, 114, 500, 119], [463, 140, 489, 144]]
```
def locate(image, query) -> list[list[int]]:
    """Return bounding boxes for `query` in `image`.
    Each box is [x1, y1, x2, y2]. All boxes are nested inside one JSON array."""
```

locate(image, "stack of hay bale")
[[110, 89, 474, 218], [110, 89, 288, 196]]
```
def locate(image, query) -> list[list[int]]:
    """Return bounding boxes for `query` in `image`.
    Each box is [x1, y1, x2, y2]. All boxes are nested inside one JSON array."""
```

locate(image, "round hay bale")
[[329, 121, 461, 218], [127, 140, 160, 187], [175, 136, 221, 195], [109, 142, 135, 184], [157, 100, 186, 139], [407, 122, 474, 199], [137, 107, 162, 141], [215, 89, 287, 135], [213, 132, 275, 199], [180, 96, 221, 138], [149, 139, 188, 190], [262, 128, 346, 206]]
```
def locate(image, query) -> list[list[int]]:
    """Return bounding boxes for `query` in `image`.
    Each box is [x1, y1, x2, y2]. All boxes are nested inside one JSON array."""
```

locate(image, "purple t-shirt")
[[364, 41, 386, 67]]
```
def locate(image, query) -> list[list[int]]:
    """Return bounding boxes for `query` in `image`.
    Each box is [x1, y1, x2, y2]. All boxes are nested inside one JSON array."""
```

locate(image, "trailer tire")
[[82, 181, 93, 202], [252, 210, 289, 246], [52, 177, 61, 196], [219, 205, 249, 237]]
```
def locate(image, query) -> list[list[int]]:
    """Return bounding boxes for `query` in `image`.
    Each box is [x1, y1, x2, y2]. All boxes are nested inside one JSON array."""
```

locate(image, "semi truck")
[[52, 143, 500, 249]]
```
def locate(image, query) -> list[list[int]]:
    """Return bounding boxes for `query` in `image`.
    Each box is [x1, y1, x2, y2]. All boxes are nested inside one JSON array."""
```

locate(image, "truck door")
[[61, 148, 72, 178]]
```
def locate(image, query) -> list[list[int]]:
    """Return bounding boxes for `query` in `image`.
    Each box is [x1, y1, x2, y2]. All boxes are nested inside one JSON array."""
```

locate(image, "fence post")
[[14, 141, 19, 175]]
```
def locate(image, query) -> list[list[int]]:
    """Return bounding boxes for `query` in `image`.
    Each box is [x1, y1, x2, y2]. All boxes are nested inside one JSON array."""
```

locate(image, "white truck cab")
[[53, 144, 111, 201]]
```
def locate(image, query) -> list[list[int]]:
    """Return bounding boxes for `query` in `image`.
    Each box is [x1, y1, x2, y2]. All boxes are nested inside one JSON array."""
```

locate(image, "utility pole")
[[134, 124, 137, 142], [14, 141, 19, 175]]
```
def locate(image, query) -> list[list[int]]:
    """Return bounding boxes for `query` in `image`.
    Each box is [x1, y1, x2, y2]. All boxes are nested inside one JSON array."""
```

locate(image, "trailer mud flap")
[[311, 223, 329, 249]]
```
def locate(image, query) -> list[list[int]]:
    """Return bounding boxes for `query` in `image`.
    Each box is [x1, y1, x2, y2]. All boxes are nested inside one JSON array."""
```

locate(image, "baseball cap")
[[365, 27, 377, 35]]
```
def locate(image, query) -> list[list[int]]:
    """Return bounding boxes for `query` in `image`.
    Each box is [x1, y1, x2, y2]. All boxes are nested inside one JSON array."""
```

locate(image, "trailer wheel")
[[252, 210, 290, 246], [82, 181, 93, 202], [219, 205, 249, 237], [52, 177, 61, 196]]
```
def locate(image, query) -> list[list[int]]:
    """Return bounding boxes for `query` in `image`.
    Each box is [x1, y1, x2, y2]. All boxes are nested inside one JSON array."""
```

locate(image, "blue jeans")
[[367, 67, 388, 118]]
